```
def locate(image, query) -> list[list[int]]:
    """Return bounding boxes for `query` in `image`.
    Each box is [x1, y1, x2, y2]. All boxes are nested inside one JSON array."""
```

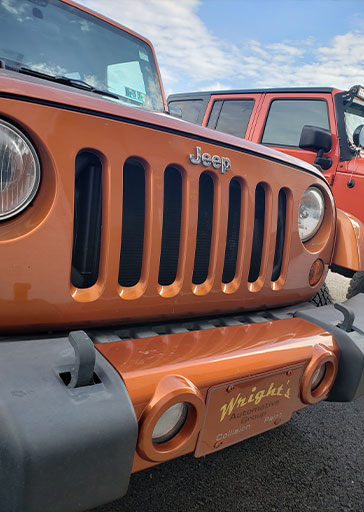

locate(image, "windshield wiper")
[[11, 64, 120, 100], [51, 75, 120, 99]]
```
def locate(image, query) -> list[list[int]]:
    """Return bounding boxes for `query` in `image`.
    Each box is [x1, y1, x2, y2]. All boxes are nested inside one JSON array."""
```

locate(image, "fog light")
[[311, 363, 326, 390], [152, 402, 188, 444], [309, 259, 324, 286], [301, 344, 338, 405]]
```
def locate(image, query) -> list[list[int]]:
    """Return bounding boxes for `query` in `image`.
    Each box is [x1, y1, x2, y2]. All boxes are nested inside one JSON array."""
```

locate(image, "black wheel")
[[309, 282, 333, 307], [347, 271, 364, 299]]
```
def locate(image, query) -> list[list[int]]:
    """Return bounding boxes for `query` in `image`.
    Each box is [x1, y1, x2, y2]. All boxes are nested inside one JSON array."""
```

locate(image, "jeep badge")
[[189, 146, 231, 174]]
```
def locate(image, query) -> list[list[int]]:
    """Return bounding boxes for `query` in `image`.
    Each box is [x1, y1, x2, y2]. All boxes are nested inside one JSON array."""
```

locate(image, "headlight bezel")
[[298, 186, 325, 243], [0, 119, 41, 221]]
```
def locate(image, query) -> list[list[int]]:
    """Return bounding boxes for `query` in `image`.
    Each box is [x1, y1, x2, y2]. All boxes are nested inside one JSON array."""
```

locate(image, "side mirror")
[[353, 124, 364, 148], [167, 104, 182, 119], [299, 125, 332, 170], [299, 125, 332, 153]]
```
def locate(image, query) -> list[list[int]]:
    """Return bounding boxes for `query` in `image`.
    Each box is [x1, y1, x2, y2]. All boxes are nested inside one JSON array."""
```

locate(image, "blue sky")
[[80, 0, 364, 95], [198, 1, 362, 45]]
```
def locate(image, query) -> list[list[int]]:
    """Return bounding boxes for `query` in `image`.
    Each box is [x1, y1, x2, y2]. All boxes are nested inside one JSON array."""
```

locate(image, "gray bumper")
[[293, 294, 364, 402], [258, 293, 364, 402], [1, 295, 364, 511], [0, 333, 137, 512]]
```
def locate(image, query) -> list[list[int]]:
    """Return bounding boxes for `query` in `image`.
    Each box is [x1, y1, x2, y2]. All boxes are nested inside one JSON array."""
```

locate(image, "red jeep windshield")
[[0, 0, 164, 112]]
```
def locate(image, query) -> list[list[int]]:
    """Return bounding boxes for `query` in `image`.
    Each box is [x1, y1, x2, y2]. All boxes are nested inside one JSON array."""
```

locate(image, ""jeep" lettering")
[[189, 146, 231, 174]]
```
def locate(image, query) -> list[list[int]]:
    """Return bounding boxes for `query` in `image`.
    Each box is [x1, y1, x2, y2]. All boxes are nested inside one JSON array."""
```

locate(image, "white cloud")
[[79, 0, 364, 93], [266, 42, 304, 57], [81, 0, 238, 88], [318, 32, 364, 65], [197, 82, 232, 91], [255, 32, 364, 89], [2, 0, 26, 15]]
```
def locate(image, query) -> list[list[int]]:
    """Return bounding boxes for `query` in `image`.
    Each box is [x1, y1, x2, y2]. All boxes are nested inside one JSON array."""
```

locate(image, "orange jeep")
[[168, 86, 364, 297], [1, 1, 364, 511]]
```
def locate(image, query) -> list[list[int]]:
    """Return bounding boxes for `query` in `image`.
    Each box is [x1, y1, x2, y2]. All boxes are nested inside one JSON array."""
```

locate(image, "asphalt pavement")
[[90, 273, 364, 512]]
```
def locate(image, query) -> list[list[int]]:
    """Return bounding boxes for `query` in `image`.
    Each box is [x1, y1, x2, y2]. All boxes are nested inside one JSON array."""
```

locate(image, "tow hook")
[[67, 330, 96, 388], [335, 303, 355, 333]]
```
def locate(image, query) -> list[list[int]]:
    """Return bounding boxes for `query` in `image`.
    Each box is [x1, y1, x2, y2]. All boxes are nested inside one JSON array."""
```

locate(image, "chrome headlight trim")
[[298, 186, 325, 242], [0, 120, 41, 220]]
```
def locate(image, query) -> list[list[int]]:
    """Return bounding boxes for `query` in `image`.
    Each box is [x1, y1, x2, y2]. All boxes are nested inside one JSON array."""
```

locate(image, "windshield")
[[0, 0, 164, 112], [344, 97, 364, 147]]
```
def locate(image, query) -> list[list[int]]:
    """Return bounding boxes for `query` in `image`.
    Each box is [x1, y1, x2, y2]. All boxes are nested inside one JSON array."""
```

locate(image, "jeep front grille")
[[248, 183, 267, 283], [119, 160, 146, 287], [159, 166, 182, 286], [222, 177, 241, 284], [192, 172, 214, 285], [71, 152, 102, 289], [271, 189, 287, 282], [72, 158, 291, 294]]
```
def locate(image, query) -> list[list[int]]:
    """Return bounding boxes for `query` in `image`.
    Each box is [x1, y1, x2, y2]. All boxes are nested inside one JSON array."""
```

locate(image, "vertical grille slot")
[[248, 183, 265, 283], [271, 189, 287, 282], [222, 178, 241, 284], [71, 152, 102, 289], [192, 172, 214, 285], [158, 167, 182, 286], [119, 160, 145, 287]]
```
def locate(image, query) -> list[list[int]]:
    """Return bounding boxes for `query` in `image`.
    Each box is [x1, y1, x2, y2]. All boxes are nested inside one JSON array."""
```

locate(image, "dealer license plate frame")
[[195, 365, 304, 457]]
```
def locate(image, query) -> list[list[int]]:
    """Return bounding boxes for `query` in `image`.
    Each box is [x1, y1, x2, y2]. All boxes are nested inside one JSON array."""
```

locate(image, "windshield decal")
[[139, 50, 149, 62], [125, 87, 146, 103]]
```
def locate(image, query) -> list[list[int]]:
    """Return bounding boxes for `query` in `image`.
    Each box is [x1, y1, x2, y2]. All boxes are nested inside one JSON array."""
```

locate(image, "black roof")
[[168, 87, 337, 101]]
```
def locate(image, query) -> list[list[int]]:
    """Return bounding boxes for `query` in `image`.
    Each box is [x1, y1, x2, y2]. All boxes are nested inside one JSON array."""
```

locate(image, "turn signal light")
[[309, 259, 324, 287]]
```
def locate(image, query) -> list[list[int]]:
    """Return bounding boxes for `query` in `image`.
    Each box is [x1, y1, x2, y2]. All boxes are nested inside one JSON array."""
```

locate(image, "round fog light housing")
[[0, 120, 40, 220], [301, 345, 338, 405], [152, 402, 188, 444]]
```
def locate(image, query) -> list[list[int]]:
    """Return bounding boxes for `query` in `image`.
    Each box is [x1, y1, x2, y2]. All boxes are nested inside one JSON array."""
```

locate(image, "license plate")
[[195, 366, 304, 457]]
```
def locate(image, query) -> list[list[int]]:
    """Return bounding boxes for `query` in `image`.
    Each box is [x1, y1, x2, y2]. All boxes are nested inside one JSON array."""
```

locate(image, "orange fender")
[[331, 210, 364, 272]]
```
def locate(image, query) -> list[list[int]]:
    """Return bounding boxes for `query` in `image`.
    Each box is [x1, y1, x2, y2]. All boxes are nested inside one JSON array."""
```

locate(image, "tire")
[[347, 271, 364, 299], [309, 282, 333, 307]]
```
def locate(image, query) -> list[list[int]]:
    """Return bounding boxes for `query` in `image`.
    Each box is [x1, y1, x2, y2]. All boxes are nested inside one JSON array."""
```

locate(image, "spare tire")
[[347, 271, 364, 299], [309, 282, 333, 306]]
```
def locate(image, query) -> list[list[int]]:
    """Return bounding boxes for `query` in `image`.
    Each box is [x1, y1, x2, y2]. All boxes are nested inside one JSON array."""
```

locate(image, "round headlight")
[[298, 187, 325, 242], [152, 402, 188, 444], [0, 120, 40, 220]]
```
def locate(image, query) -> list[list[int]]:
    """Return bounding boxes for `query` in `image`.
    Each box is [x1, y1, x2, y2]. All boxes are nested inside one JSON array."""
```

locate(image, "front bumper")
[[1, 295, 364, 511]]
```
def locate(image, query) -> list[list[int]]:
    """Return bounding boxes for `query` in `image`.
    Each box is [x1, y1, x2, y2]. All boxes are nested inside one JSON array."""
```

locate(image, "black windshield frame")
[[344, 97, 364, 146], [335, 91, 359, 161]]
